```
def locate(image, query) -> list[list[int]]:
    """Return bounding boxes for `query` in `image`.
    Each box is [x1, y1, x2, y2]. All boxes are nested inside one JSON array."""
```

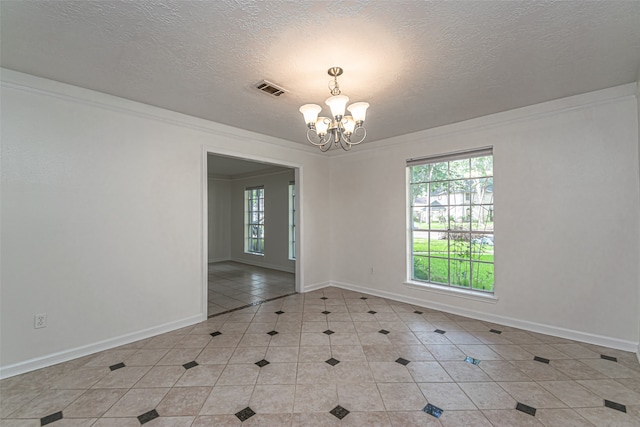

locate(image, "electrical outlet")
[[34, 313, 47, 329]]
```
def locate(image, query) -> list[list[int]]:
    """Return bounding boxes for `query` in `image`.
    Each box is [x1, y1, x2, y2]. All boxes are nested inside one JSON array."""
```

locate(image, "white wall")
[[207, 178, 231, 262], [0, 70, 330, 376], [229, 170, 295, 273], [329, 84, 640, 351]]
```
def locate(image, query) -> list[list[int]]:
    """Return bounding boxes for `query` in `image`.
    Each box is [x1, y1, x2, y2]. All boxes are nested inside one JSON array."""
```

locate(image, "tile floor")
[[208, 262, 295, 316], [2, 287, 640, 426]]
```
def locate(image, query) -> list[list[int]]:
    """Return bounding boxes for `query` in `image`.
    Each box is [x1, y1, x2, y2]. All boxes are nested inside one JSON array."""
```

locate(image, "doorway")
[[205, 152, 299, 316]]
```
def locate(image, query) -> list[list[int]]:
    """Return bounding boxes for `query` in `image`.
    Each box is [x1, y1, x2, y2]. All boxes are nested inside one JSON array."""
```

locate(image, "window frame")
[[244, 186, 265, 255], [407, 147, 495, 296]]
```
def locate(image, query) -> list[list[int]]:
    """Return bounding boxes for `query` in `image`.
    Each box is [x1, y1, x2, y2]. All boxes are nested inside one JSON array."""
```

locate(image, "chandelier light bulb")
[[343, 116, 356, 134], [315, 117, 330, 135], [299, 104, 322, 126], [325, 95, 349, 119], [348, 102, 370, 123]]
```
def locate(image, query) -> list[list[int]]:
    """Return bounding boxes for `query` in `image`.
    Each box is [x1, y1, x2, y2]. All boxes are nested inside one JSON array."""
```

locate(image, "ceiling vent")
[[254, 80, 287, 97]]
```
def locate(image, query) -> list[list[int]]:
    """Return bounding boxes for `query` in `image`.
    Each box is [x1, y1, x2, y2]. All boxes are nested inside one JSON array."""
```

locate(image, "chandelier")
[[299, 67, 370, 151]]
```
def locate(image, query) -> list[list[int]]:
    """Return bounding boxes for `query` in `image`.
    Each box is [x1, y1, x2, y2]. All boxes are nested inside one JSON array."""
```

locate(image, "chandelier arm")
[[346, 126, 367, 145], [305, 129, 330, 147]]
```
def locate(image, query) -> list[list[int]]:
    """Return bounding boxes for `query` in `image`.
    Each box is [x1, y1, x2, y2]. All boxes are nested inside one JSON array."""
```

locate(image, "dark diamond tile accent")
[[267, 330, 279, 336], [183, 361, 198, 370], [109, 362, 125, 371], [423, 403, 443, 418], [275, 311, 285, 315], [395, 357, 410, 366], [323, 330, 335, 335], [515, 402, 536, 416], [414, 310, 423, 314], [40, 411, 63, 426], [465, 356, 481, 365], [604, 399, 627, 413], [320, 297, 328, 300], [534, 356, 550, 364], [255, 359, 270, 368], [235, 407, 256, 422], [360, 297, 368, 300], [434, 329, 446, 334], [601, 354, 618, 362], [325, 357, 340, 366], [490, 329, 502, 334], [378, 329, 390, 335], [322, 311, 331, 315], [210, 331, 222, 337], [330, 405, 350, 420], [138, 409, 159, 425], [368, 310, 377, 314]]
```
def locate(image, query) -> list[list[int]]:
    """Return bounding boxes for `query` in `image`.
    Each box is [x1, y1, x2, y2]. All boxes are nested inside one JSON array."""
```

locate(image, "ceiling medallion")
[[299, 67, 369, 151]]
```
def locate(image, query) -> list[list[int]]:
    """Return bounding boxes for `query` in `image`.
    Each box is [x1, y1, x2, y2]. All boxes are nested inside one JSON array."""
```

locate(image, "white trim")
[[329, 280, 638, 353], [0, 68, 321, 156], [302, 281, 332, 293], [328, 83, 638, 157], [404, 281, 498, 303], [0, 314, 204, 380]]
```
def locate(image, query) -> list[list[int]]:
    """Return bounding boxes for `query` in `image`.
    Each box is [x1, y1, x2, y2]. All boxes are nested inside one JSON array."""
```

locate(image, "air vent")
[[254, 80, 287, 97]]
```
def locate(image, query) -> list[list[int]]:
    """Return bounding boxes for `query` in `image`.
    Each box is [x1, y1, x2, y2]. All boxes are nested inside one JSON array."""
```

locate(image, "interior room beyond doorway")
[[207, 154, 297, 316]]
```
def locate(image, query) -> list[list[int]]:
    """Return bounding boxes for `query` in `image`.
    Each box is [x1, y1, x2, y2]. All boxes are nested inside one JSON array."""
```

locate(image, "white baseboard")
[[208, 256, 231, 263], [0, 314, 205, 380], [301, 281, 332, 293], [329, 281, 638, 353], [230, 257, 295, 274]]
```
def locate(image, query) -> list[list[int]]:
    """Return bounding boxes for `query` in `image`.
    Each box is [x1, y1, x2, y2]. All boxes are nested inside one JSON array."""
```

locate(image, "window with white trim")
[[408, 148, 494, 292], [288, 182, 296, 260], [245, 186, 264, 255]]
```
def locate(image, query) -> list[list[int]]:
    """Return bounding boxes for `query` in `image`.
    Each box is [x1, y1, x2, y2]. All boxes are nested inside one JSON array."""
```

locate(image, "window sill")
[[404, 281, 498, 304], [244, 252, 264, 257]]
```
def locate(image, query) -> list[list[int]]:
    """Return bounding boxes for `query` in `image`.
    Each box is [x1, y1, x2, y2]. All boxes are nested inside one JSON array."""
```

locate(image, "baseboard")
[[208, 256, 231, 263], [329, 281, 638, 353], [0, 314, 204, 380], [301, 281, 332, 293], [230, 257, 295, 274]]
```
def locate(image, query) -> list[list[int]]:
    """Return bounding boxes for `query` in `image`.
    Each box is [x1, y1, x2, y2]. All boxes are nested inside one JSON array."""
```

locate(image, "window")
[[408, 148, 494, 292], [245, 186, 264, 255], [288, 182, 296, 260]]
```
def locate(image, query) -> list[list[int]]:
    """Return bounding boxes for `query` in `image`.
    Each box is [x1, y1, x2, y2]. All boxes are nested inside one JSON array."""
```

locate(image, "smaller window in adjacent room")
[[289, 182, 296, 260], [408, 147, 494, 293], [245, 186, 265, 255]]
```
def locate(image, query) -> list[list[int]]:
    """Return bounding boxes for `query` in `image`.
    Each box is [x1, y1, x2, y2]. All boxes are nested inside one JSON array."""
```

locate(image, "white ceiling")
[[2, 1, 640, 149]]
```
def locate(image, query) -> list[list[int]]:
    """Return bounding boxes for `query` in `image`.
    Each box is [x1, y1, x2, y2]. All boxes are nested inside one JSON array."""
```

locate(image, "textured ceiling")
[[2, 1, 640, 149]]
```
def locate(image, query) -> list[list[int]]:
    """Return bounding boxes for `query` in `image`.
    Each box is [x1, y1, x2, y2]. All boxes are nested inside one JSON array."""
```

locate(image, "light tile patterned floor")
[[2, 287, 640, 426], [208, 262, 295, 316]]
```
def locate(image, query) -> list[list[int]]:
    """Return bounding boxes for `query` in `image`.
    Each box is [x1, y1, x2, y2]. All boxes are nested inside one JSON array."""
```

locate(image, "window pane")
[[471, 234, 494, 261], [450, 259, 471, 288], [411, 184, 429, 206], [411, 164, 431, 183], [471, 206, 493, 231], [471, 262, 494, 292], [430, 257, 448, 284], [413, 256, 429, 281], [449, 158, 470, 180], [412, 208, 429, 229], [429, 232, 447, 257], [413, 230, 429, 255], [471, 156, 493, 178]]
